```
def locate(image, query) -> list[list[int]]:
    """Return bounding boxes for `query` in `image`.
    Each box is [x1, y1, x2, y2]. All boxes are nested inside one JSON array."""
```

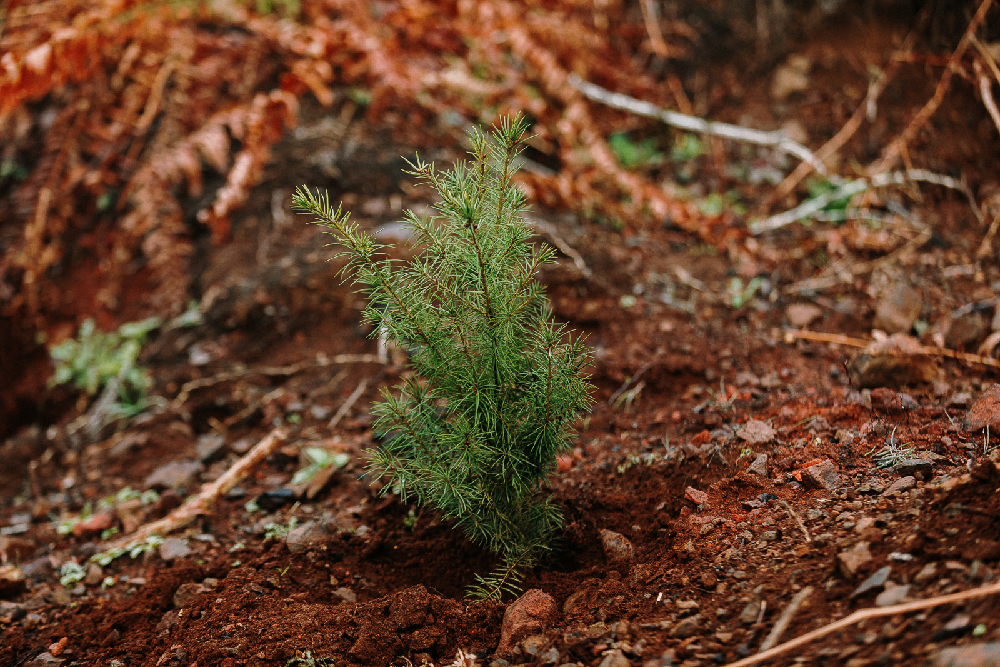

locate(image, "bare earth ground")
[[3, 9, 1000, 667]]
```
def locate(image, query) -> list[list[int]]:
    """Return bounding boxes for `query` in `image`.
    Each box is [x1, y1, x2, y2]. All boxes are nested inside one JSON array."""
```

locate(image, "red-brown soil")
[[3, 3, 1000, 667]]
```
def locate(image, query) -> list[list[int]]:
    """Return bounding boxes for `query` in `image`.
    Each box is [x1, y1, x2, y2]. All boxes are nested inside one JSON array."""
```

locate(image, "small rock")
[[884, 476, 916, 495], [255, 487, 297, 511], [20, 557, 51, 580], [847, 334, 937, 389], [0, 601, 27, 623], [965, 383, 1000, 433], [874, 282, 923, 334], [875, 584, 909, 607], [736, 420, 776, 446], [761, 530, 782, 542], [893, 458, 933, 477], [496, 589, 557, 656], [159, 537, 192, 562], [24, 652, 63, 667], [944, 311, 988, 350], [934, 614, 974, 641], [144, 460, 204, 491], [854, 517, 877, 533], [669, 614, 702, 639], [173, 582, 207, 608], [539, 647, 560, 665], [684, 487, 709, 505], [931, 643, 1000, 667], [748, 454, 768, 477], [71, 512, 115, 537], [802, 459, 840, 491], [0, 564, 27, 596], [838, 542, 873, 578], [701, 571, 718, 588], [850, 566, 891, 598], [771, 54, 811, 100], [786, 303, 823, 328], [914, 562, 938, 584], [0, 536, 35, 562], [195, 434, 227, 463], [522, 634, 547, 655], [333, 587, 357, 604], [84, 563, 103, 586], [286, 521, 330, 554], [739, 600, 761, 625], [598, 649, 630, 667], [599, 529, 634, 564]]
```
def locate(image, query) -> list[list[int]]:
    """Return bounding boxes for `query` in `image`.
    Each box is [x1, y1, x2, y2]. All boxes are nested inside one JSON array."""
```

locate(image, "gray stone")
[[669, 614, 702, 639], [875, 584, 909, 607], [24, 652, 63, 667], [873, 282, 923, 334], [802, 459, 840, 491], [333, 587, 357, 604], [0, 600, 27, 623], [740, 600, 760, 625], [598, 649, 630, 667], [195, 434, 227, 463], [599, 529, 634, 564], [159, 537, 192, 562], [748, 454, 768, 477], [893, 458, 933, 477], [522, 634, 547, 655], [838, 542, 873, 578], [786, 303, 823, 328], [736, 420, 776, 446], [884, 476, 916, 495], [932, 643, 1000, 667], [84, 563, 103, 586], [144, 460, 203, 491], [914, 562, 937, 584], [850, 566, 891, 598], [286, 521, 330, 554]]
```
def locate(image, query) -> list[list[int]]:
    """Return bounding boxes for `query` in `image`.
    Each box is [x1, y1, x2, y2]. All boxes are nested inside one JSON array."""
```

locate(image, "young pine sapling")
[[292, 116, 593, 599]]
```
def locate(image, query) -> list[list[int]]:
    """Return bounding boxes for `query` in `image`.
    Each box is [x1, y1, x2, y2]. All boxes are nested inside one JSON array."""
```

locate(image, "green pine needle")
[[293, 115, 593, 600]]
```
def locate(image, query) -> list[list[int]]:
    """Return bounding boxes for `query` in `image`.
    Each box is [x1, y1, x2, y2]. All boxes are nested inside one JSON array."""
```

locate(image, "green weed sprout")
[[292, 116, 593, 600], [49, 316, 160, 416]]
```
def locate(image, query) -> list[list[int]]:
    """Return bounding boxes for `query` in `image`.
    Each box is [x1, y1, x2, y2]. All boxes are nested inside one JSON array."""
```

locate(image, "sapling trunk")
[[292, 116, 593, 599]]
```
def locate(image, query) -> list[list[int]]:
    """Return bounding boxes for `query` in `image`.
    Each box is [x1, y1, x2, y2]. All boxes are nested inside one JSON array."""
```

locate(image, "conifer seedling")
[[292, 116, 593, 600]]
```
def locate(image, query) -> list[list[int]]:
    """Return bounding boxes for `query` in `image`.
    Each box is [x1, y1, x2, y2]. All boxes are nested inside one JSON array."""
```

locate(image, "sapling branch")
[[293, 115, 593, 600]]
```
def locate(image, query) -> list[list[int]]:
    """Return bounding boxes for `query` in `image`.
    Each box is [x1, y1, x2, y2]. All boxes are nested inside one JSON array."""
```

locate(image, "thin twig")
[[606, 363, 653, 407], [752, 169, 973, 234], [106, 427, 288, 549], [639, 0, 673, 58], [528, 216, 592, 278], [566, 74, 825, 173], [329, 379, 369, 430], [759, 586, 813, 652], [783, 329, 1000, 370], [725, 581, 1000, 667], [869, 0, 996, 175], [779, 499, 811, 543]]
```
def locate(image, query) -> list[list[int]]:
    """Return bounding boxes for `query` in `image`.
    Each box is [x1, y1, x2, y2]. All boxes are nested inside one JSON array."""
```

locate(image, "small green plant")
[[293, 116, 593, 600], [90, 535, 165, 567], [609, 132, 663, 169], [59, 561, 86, 588], [264, 517, 299, 540], [49, 316, 161, 417], [670, 133, 704, 162], [869, 427, 914, 469], [285, 651, 334, 667], [290, 448, 350, 485]]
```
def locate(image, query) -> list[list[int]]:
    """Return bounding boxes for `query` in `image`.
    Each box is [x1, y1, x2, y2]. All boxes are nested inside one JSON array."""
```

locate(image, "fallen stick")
[[107, 427, 288, 550], [759, 586, 813, 652], [566, 74, 824, 173], [784, 329, 1000, 370], [779, 499, 811, 544], [725, 580, 1000, 667], [751, 169, 971, 234], [328, 379, 368, 430]]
